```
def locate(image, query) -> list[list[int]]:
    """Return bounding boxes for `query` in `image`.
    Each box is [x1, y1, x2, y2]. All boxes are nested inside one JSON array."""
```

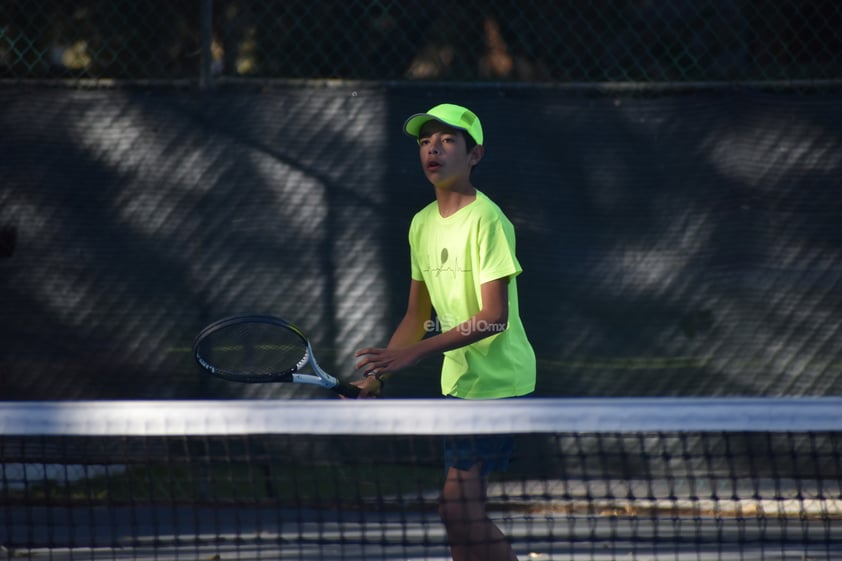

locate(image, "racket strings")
[[197, 323, 307, 377]]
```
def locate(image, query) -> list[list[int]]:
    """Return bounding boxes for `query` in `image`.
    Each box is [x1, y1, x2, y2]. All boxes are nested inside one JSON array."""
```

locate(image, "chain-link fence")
[[2, 0, 841, 87], [3, 1, 842, 400]]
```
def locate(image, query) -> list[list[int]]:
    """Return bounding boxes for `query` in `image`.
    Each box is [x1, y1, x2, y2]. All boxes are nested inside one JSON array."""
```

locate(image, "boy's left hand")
[[355, 346, 420, 378]]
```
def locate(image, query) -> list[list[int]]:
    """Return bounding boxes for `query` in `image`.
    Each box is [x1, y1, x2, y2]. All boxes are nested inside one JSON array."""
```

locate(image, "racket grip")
[[333, 381, 362, 398]]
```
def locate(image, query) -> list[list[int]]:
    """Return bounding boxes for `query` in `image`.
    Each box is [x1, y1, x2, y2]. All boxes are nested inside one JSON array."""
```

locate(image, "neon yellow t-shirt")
[[409, 190, 536, 398]]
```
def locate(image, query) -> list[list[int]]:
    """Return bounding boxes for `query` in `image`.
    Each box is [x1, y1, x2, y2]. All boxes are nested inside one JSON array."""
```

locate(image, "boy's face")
[[417, 121, 483, 189]]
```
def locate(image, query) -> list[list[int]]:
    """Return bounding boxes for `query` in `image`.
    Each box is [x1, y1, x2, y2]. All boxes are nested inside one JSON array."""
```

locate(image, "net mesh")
[[2, 398, 841, 560]]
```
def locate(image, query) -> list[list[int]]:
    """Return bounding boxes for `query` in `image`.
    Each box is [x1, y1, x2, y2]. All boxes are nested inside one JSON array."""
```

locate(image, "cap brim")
[[403, 113, 435, 138], [403, 113, 471, 139]]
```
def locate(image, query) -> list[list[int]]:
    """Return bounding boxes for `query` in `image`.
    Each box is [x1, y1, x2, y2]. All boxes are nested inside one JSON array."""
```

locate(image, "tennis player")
[[354, 103, 536, 561]]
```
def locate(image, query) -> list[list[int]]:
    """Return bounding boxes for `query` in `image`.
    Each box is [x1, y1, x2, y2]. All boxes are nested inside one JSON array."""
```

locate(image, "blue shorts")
[[441, 394, 531, 476], [443, 434, 514, 477]]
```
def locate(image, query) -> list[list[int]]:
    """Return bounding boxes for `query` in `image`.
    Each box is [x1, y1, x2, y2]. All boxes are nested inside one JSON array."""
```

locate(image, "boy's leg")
[[439, 462, 518, 561]]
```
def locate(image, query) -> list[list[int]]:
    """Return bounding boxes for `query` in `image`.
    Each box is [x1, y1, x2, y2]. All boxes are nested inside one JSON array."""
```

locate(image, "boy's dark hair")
[[462, 130, 477, 153], [462, 130, 481, 172], [418, 123, 478, 154]]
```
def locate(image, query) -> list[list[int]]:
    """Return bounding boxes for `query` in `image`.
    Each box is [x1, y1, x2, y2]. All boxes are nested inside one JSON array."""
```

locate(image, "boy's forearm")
[[411, 311, 507, 362], [386, 313, 429, 349], [406, 278, 509, 363]]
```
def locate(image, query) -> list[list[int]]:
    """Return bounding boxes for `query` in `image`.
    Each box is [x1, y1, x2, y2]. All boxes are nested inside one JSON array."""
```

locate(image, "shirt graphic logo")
[[423, 246, 471, 278]]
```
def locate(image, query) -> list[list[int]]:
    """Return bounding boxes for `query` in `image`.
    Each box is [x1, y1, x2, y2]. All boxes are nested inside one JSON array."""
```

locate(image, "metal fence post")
[[199, 0, 213, 90]]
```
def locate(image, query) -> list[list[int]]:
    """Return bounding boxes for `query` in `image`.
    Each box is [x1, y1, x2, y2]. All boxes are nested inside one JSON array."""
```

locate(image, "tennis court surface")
[[2, 398, 841, 560]]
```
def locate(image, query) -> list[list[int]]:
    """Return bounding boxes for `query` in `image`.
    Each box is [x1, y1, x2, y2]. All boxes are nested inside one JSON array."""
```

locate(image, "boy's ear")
[[469, 145, 485, 166]]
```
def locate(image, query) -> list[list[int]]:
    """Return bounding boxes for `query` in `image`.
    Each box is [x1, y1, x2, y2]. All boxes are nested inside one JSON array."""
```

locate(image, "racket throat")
[[297, 350, 310, 372]]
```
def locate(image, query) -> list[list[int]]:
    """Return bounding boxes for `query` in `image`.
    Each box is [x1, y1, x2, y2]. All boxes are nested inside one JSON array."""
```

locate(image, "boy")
[[354, 103, 536, 561]]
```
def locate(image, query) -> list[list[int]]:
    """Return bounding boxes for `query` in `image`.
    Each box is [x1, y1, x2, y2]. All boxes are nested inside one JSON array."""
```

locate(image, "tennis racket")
[[193, 314, 360, 398]]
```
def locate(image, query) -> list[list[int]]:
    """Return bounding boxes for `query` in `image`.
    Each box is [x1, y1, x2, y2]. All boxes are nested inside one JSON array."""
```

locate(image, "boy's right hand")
[[350, 375, 383, 399]]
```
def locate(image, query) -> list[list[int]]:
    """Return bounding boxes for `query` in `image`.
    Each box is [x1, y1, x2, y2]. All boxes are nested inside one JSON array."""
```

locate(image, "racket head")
[[193, 315, 310, 383]]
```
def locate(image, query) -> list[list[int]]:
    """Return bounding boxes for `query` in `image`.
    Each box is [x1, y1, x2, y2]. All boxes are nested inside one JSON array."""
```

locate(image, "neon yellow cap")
[[403, 103, 483, 146]]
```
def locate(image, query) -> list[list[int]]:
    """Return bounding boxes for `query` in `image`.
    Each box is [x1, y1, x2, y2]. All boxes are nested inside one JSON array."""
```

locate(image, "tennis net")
[[2, 398, 841, 560]]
